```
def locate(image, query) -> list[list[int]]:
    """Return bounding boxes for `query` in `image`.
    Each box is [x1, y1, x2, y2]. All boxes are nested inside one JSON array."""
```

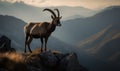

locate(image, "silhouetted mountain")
[[77, 24, 120, 71], [53, 6, 120, 45], [74, 6, 120, 71], [77, 6, 120, 60], [77, 22, 120, 63], [0, 1, 96, 21]]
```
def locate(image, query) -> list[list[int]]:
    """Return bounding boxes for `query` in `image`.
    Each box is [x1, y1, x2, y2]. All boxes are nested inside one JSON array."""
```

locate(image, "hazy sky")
[[1, 0, 120, 9]]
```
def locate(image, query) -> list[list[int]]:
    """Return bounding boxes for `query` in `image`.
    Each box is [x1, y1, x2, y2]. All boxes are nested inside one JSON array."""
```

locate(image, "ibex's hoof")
[[30, 51, 32, 53], [24, 51, 26, 53]]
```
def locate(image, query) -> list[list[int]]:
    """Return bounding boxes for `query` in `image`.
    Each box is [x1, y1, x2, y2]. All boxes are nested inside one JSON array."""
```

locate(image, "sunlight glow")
[[0, 0, 120, 9]]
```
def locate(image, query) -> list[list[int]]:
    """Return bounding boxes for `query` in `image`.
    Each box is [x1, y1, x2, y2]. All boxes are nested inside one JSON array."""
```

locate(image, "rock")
[[0, 35, 16, 53], [0, 68, 8, 71], [25, 53, 43, 71], [0, 49, 88, 71], [39, 51, 58, 67], [58, 52, 88, 71], [27, 65, 42, 71], [0, 36, 11, 52], [25, 50, 88, 71]]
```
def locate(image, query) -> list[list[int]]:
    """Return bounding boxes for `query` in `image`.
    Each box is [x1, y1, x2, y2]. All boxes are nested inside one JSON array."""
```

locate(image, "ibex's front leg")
[[40, 38, 43, 52], [45, 37, 48, 51]]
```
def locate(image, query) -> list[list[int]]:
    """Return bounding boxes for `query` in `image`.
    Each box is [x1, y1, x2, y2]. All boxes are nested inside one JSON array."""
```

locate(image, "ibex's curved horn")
[[54, 8, 60, 17], [43, 8, 56, 18]]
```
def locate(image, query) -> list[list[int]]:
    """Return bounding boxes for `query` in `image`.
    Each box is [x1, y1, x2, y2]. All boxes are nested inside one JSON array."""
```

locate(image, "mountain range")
[[53, 6, 120, 45], [0, 1, 96, 21]]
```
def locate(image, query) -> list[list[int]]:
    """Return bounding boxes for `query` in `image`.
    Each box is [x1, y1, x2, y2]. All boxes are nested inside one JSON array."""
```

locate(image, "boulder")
[[58, 52, 88, 71], [39, 51, 58, 67], [0, 35, 16, 53], [25, 50, 88, 71], [0, 36, 11, 52]]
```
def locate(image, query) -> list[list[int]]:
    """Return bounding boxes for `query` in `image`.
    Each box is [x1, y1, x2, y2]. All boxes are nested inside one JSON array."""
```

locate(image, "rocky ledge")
[[0, 49, 88, 71]]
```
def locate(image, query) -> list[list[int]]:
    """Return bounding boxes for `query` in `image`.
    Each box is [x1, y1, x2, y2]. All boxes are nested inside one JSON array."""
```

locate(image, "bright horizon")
[[0, 0, 120, 9]]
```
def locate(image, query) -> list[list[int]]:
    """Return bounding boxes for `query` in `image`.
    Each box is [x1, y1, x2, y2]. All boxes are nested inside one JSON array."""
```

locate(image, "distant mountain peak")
[[13, 1, 25, 5], [106, 6, 120, 9], [102, 5, 120, 12]]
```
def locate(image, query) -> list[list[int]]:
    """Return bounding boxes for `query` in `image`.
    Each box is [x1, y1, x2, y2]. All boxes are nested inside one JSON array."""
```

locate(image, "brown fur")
[[24, 8, 62, 53]]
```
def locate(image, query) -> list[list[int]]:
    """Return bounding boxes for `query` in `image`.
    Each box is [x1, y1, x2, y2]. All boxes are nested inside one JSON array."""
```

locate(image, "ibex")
[[24, 8, 62, 53]]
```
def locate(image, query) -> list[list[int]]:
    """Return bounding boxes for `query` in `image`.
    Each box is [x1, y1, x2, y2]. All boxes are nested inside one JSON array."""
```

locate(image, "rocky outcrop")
[[57, 52, 87, 71], [25, 50, 88, 71], [0, 49, 88, 71], [0, 35, 16, 53]]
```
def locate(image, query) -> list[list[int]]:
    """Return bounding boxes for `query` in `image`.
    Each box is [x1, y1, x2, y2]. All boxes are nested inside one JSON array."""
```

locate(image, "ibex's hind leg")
[[27, 37, 33, 53], [40, 38, 43, 52], [24, 34, 29, 53], [45, 37, 48, 51]]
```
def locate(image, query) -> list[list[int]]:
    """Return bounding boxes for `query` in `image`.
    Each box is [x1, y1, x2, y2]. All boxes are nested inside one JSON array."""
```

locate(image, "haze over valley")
[[0, 1, 120, 71]]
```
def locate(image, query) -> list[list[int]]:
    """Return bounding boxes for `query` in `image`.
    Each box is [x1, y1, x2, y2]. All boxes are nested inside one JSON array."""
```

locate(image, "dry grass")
[[0, 49, 63, 71], [0, 52, 24, 62], [0, 52, 27, 71]]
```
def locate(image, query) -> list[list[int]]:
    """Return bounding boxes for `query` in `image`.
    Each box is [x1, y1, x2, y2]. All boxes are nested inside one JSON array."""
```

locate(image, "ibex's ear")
[[51, 15, 54, 19], [59, 16, 62, 19]]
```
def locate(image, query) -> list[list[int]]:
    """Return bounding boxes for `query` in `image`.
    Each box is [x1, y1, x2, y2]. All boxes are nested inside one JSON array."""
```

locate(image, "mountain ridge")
[[53, 5, 120, 45], [0, 1, 95, 21]]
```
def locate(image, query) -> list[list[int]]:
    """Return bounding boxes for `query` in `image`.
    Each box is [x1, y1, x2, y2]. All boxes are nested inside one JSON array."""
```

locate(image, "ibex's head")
[[43, 8, 62, 26]]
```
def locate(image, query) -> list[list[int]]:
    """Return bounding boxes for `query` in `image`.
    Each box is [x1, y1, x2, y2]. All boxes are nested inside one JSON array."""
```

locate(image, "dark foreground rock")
[[0, 35, 16, 53], [0, 49, 88, 71]]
